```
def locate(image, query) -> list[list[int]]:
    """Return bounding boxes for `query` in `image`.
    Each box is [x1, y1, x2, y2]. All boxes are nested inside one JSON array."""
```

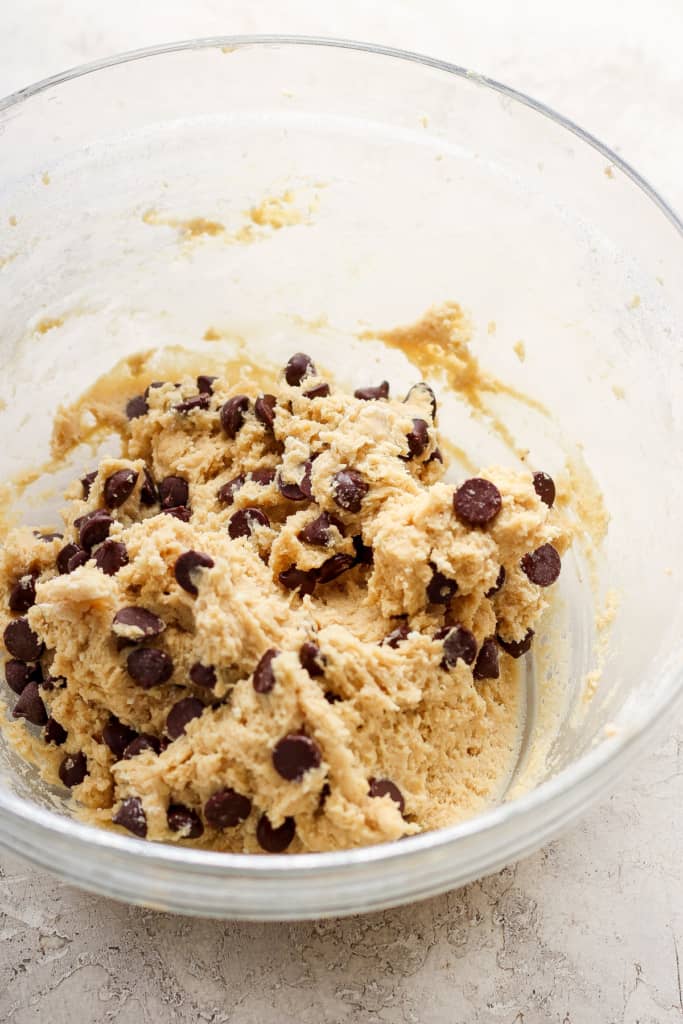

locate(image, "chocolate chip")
[[254, 393, 277, 430], [533, 471, 556, 508], [278, 566, 317, 595], [438, 625, 477, 668], [197, 375, 217, 395], [94, 539, 129, 576], [299, 460, 314, 500], [78, 509, 113, 550], [228, 507, 269, 539], [220, 395, 250, 438], [140, 467, 158, 507], [368, 777, 405, 813], [12, 681, 47, 726], [404, 382, 437, 419], [256, 813, 295, 852], [428, 447, 444, 464], [324, 691, 342, 704], [299, 641, 324, 678], [5, 659, 38, 695], [144, 381, 167, 396], [9, 574, 37, 614], [250, 466, 276, 486], [273, 733, 322, 781], [102, 716, 138, 759], [167, 804, 204, 838], [253, 648, 280, 694], [59, 751, 87, 788], [355, 381, 389, 401], [318, 553, 355, 584], [190, 662, 217, 689], [127, 647, 173, 688], [473, 638, 500, 681], [113, 796, 147, 837], [497, 629, 534, 658], [303, 382, 330, 399], [486, 566, 506, 598], [159, 475, 189, 510], [277, 464, 311, 502], [204, 788, 252, 829], [331, 468, 368, 513], [4, 618, 44, 661], [521, 544, 561, 587], [81, 470, 98, 498], [298, 511, 345, 547], [352, 535, 373, 565], [126, 394, 148, 420], [405, 418, 430, 459], [453, 478, 502, 527], [166, 697, 204, 740], [382, 623, 410, 648], [103, 468, 138, 509], [174, 550, 214, 596], [285, 352, 315, 386], [44, 717, 67, 746], [113, 607, 165, 641], [217, 475, 245, 505], [426, 564, 458, 604], [35, 531, 63, 543], [67, 549, 90, 572], [123, 734, 160, 759], [163, 505, 192, 522], [174, 393, 211, 414]]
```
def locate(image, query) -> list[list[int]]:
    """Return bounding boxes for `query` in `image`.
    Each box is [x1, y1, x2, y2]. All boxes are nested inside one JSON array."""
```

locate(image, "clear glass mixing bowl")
[[0, 37, 681, 920]]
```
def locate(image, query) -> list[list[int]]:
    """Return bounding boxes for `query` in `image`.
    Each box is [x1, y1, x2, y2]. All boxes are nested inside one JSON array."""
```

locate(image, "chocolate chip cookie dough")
[[0, 352, 570, 853]]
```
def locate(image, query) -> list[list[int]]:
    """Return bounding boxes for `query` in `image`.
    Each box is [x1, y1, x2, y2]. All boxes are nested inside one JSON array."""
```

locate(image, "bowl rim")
[[0, 34, 682, 892]]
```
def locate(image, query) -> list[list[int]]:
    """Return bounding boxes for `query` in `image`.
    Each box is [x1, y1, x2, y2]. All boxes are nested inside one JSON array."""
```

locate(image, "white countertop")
[[0, 3, 681, 1022]]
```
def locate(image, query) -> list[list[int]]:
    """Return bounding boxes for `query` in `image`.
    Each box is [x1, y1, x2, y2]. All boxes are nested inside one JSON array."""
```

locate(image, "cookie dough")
[[0, 352, 570, 853]]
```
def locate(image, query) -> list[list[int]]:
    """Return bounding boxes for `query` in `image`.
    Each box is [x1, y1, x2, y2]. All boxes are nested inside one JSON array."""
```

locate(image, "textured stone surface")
[[0, 2, 681, 1021]]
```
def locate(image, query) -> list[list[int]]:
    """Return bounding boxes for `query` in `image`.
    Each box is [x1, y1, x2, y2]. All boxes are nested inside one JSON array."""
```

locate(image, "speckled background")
[[0, 3, 681, 1021]]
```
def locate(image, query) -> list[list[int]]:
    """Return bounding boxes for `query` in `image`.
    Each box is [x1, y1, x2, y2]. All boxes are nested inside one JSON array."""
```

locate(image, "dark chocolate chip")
[[94, 539, 129, 576], [256, 813, 295, 853], [162, 505, 192, 522], [167, 804, 204, 838], [453, 478, 502, 527], [473, 637, 500, 681], [331, 468, 368, 513], [486, 566, 506, 598], [190, 662, 217, 689], [102, 716, 138, 759], [81, 471, 98, 498], [277, 465, 311, 502], [297, 512, 345, 547], [405, 418, 430, 459], [521, 544, 561, 587], [368, 777, 405, 813], [126, 394, 148, 420], [4, 618, 44, 661], [220, 395, 250, 438], [253, 648, 280, 694], [35, 531, 63, 543], [103, 468, 138, 509], [204, 788, 252, 829], [112, 607, 165, 641], [159, 476, 189, 510], [382, 623, 410, 648], [66, 549, 90, 573], [285, 352, 315, 386], [113, 796, 147, 837], [426, 564, 458, 605], [127, 647, 173, 688], [299, 641, 324, 678], [174, 393, 211, 414], [318, 553, 355, 584], [404, 382, 437, 419], [533, 471, 556, 508], [44, 717, 67, 746], [59, 751, 87, 788], [144, 381, 167, 397], [197, 375, 217, 395], [352, 535, 373, 565], [217, 474, 246, 505], [355, 381, 389, 401], [273, 733, 322, 781], [278, 566, 317, 596], [299, 460, 314, 500], [174, 550, 214, 596], [166, 697, 204, 740], [9, 574, 37, 614], [228, 507, 270, 539], [318, 782, 331, 808], [497, 629, 535, 658], [78, 509, 113, 550], [5, 659, 38, 695], [254, 393, 277, 430], [123, 734, 160, 759], [250, 466, 276, 486], [303, 382, 330, 399], [12, 681, 47, 726], [438, 625, 477, 668], [140, 467, 158, 507], [428, 447, 444, 464], [324, 691, 342, 704]]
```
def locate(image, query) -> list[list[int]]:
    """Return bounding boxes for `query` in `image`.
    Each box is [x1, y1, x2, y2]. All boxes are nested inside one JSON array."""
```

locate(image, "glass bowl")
[[0, 37, 681, 920]]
